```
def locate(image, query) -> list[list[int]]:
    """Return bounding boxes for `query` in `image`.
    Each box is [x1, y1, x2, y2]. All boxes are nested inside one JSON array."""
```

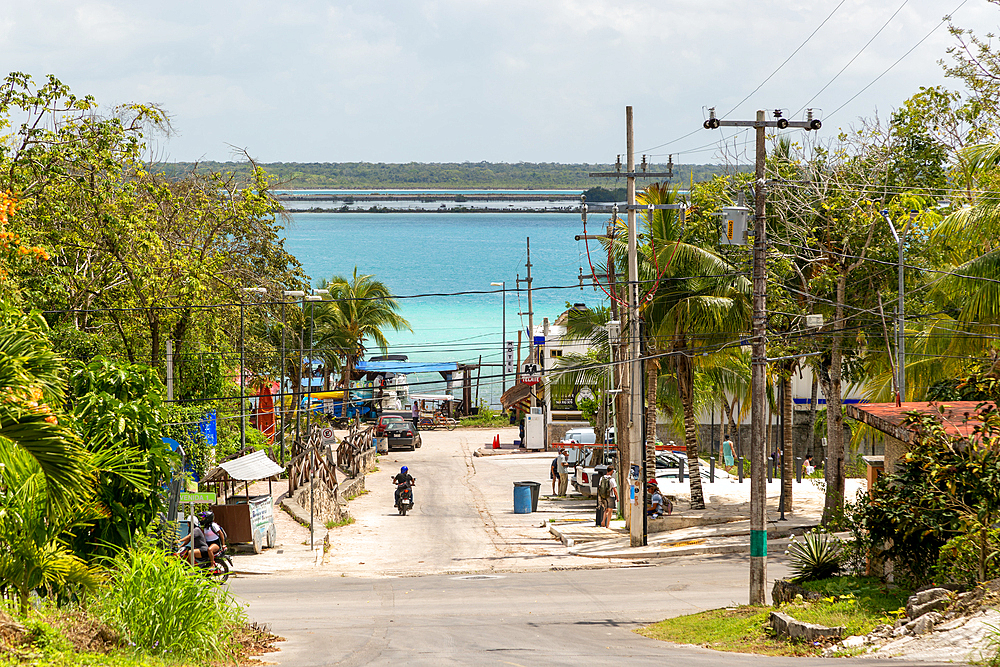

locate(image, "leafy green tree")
[[0, 305, 87, 507], [633, 183, 751, 509], [68, 358, 175, 556]]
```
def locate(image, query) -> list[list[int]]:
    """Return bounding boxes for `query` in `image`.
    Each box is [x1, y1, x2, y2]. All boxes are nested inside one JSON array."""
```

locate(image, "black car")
[[386, 421, 421, 451]]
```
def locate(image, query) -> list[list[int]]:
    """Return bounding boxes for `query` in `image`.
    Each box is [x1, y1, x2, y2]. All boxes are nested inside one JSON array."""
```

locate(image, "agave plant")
[[787, 529, 844, 582]]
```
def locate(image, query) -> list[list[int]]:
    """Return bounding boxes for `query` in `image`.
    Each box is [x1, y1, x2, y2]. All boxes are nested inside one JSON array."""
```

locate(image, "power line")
[[795, 0, 911, 116], [825, 0, 970, 122]]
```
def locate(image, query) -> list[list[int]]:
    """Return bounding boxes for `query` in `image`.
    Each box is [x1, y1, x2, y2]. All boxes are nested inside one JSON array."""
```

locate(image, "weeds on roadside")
[[325, 516, 355, 529], [91, 546, 244, 660]]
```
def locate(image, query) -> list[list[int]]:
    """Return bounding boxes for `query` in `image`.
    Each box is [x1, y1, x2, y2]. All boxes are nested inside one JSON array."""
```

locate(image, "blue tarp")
[[355, 361, 459, 374]]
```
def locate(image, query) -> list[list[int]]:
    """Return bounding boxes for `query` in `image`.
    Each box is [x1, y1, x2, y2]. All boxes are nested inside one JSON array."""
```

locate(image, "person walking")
[[597, 464, 617, 528], [550, 455, 559, 495], [556, 448, 570, 496], [411, 400, 420, 432], [720, 433, 735, 466]]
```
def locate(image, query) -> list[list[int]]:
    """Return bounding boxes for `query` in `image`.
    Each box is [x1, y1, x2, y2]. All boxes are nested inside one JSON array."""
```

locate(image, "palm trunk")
[[646, 357, 658, 484], [676, 344, 705, 509], [781, 372, 793, 513]]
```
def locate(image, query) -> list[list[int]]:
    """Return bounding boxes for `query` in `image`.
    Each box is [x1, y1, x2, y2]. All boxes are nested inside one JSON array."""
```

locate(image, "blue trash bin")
[[513, 482, 532, 514]]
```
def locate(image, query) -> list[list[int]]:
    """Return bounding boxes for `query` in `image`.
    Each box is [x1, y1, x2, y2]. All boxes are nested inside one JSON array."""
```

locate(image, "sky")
[[2, 0, 996, 165]]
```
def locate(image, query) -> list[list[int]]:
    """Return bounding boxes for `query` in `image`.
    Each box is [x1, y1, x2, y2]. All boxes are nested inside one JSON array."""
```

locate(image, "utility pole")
[[517, 238, 535, 408], [588, 107, 673, 548], [165, 339, 174, 401], [704, 107, 821, 605]]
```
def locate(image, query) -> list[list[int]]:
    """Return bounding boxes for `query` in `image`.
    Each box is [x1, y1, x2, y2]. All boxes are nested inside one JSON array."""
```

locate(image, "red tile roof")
[[845, 401, 998, 444]]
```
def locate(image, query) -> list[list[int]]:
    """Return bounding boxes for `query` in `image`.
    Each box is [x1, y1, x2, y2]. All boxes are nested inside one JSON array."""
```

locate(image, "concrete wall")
[[546, 421, 591, 449]]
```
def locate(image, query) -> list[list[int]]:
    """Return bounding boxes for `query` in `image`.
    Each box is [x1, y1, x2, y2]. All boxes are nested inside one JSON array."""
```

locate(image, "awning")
[[202, 450, 284, 483], [410, 393, 459, 402], [501, 382, 532, 411], [356, 361, 460, 374]]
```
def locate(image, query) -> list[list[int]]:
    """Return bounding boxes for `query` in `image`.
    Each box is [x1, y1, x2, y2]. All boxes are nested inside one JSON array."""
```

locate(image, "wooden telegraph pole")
[[703, 107, 821, 604], [588, 107, 673, 547]]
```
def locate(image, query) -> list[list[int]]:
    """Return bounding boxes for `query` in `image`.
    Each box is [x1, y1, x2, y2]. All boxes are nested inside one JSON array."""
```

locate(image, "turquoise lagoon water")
[[282, 211, 613, 405]]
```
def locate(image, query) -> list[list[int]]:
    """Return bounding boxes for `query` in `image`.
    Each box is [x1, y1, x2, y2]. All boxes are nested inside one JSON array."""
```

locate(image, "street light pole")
[[880, 211, 908, 404], [491, 281, 506, 400], [281, 290, 306, 466], [304, 291, 324, 551], [239, 287, 267, 452]]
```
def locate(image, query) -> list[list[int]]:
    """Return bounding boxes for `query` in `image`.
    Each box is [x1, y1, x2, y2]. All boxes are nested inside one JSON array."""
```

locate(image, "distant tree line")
[[153, 161, 739, 190]]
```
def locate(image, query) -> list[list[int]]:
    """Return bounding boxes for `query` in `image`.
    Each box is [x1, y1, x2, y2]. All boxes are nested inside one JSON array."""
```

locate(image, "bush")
[[932, 529, 1000, 587], [787, 529, 843, 582], [92, 546, 245, 659]]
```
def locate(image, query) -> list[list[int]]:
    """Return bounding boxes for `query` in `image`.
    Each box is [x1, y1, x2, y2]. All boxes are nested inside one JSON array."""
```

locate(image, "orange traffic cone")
[[493, 434, 500, 449]]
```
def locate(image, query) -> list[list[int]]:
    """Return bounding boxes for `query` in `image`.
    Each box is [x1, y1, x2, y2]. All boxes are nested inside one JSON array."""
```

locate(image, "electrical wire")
[[794, 0, 911, 116], [824, 0, 970, 122]]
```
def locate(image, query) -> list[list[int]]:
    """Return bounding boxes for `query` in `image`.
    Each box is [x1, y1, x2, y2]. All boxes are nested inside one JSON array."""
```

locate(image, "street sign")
[[178, 491, 217, 504], [321, 427, 336, 445], [504, 340, 515, 374]]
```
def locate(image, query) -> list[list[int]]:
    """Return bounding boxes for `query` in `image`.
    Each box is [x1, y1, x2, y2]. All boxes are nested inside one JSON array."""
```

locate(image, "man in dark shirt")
[[393, 466, 415, 507], [178, 523, 215, 566]]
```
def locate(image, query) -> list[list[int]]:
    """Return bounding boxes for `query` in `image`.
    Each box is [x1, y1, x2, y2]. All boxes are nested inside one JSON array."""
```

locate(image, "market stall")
[[201, 450, 284, 554]]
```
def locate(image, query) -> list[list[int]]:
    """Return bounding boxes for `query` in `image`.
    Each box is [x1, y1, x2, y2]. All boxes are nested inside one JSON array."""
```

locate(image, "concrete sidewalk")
[[547, 477, 867, 560]]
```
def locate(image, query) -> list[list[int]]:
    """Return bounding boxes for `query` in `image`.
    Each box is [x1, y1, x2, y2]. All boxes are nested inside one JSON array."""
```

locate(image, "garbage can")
[[518, 480, 541, 512], [374, 437, 388, 454], [513, 482, 533, 514]]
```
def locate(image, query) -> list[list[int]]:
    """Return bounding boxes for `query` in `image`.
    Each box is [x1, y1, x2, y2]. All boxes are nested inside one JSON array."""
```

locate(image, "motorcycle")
[[176, 543, 232, 582], [396, 482, 414, 516]]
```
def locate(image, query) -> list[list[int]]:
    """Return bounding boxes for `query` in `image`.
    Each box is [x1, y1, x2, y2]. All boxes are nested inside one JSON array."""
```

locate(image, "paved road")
[[320, 427, 613, 576], [230, 558, 938, 666], [231, 428, 945, 665]]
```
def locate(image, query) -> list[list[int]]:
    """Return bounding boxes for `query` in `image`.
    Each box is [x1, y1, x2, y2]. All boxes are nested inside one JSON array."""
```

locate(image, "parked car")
[[385, 420, 421, 451], [375, 415, 405, 437], [571, 447, 618, 497]]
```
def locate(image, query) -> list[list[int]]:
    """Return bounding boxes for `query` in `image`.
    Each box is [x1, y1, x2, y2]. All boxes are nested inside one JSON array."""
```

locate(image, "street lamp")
[[280, 290, 305, 465], [491, 282, 506, 403], [239, 287, 267, 452], [303, 292, 324, 551], [880, 210, 913, 406]]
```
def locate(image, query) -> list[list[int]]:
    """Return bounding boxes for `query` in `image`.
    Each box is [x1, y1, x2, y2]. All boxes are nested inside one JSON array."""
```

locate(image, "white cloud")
[[0, 0, 996, 163]]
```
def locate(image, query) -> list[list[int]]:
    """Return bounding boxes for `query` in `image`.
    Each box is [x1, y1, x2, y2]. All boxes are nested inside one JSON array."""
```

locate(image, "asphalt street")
[[230, 560, 938, 666], [230, 427, 944, 665]]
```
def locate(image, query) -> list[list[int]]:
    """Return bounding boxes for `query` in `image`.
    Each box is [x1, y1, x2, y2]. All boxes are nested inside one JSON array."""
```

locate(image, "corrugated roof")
[[356, 361, 459, 374], [204, 450, 284, 482]]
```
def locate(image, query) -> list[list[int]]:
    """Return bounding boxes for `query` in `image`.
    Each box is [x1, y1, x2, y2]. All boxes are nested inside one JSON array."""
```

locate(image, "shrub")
[[932, 529, 1000, 587], [787, 529, 843, 582], [92, 546, 245, 659]]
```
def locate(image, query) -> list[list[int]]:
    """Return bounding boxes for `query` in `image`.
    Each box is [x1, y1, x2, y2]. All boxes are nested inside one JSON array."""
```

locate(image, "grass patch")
[[324, 516, 356, 529], [346, 490, 369, 501], [638, 576, 908, 657]]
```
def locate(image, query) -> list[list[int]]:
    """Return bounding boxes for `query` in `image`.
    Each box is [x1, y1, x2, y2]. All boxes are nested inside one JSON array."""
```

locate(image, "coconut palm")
[[632, 183, 752, 509], [0, 308, 86, 507], [314, 269, 411, 396], [0, 448, 100, 615]]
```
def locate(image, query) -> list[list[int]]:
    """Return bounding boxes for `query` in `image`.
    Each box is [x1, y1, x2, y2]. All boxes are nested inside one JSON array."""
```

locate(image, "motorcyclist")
[[392, 465, 415, 507], [198, 510, 227, 559], [177, 519, 216, 567]]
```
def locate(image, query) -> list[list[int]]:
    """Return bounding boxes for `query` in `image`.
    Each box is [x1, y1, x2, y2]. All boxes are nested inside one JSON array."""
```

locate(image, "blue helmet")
[[401, 466, 408, 474]]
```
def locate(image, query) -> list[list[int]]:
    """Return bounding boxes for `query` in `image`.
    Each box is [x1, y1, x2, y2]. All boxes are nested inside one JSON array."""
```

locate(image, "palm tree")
[[0, 308, 87, 507], [633, 183, 751, 509], [314, 269, 411, 399], [0, 448, 99, 615]]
